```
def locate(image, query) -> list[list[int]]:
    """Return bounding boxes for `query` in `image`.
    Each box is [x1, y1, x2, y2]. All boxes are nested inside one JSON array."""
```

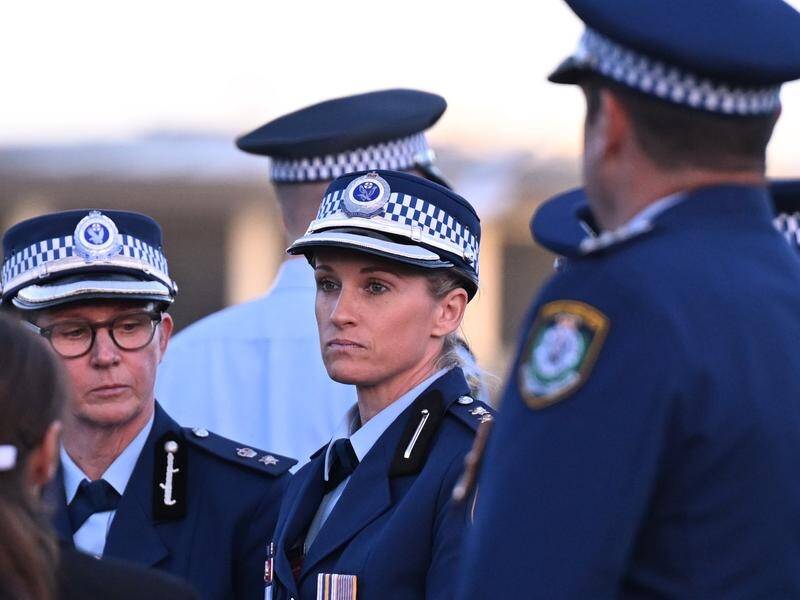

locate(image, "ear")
[[599, 89, 633, 159], [431, 288, 469, 338], [27, 420, 62, 491], [157, 312, 174, 361]]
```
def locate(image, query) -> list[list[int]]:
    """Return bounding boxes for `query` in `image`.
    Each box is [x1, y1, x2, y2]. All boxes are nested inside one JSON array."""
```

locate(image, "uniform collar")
[[323, 368, 449, 481], [60, 412, 155, 502], [617, 192, 685, 233], [654, 184, 773, 224]]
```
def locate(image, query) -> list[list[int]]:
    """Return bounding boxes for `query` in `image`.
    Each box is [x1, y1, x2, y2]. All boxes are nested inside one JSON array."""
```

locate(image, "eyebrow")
[[37, 308, 153, 326], [314, 264, 405, 278]]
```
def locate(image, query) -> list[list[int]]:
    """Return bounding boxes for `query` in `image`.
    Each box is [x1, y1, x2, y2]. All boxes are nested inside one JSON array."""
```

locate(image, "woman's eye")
[[316, 278, 338, 292], [367, 282, 388, 294]]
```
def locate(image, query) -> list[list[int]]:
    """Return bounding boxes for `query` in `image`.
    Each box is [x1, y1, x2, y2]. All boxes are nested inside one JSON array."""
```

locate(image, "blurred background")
[[3, 0, 800, 381]]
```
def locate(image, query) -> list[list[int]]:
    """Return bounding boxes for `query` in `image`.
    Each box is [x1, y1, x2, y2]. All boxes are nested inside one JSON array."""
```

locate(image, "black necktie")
[[324, 438, 359, 493], [67, 479, 121, 533]]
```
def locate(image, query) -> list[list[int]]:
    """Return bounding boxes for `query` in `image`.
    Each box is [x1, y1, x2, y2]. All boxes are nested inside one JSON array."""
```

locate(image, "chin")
[[324, 359, 373, 387], [75, 399, 146, 429]]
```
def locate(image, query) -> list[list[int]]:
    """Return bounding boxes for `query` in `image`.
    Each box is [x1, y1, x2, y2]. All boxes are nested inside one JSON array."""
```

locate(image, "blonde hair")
[[424, 270, 492, 401]]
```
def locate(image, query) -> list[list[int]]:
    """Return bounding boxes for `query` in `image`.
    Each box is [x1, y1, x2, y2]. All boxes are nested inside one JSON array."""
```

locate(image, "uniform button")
[[192, 427, 209, 438], [458, 395, 474, 405]]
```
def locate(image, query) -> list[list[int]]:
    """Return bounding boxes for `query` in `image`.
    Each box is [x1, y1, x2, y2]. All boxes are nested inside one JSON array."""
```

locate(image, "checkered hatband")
[[270, 133, 435, 183], [774, 213, 800, 251], [571, 28, 782, 116], [311, 189, 480, 274], [2, 234, 173, 295]]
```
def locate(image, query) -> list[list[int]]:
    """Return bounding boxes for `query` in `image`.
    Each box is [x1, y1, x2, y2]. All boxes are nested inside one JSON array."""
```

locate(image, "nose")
[[328, 285, 358, 328], [90, 327, 121, 367]]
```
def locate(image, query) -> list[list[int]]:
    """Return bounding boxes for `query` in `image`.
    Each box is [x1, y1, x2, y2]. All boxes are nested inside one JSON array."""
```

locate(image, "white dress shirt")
[[304, 369, 448, 552], [156, 258, 356, 469], [60, 414, 154, 557]]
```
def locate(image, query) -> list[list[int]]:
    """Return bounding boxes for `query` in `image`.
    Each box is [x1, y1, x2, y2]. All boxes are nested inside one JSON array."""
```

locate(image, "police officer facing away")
[[460, 0, 800, 597], [156, 89, 450, 467], [1, 209, 295, 600]]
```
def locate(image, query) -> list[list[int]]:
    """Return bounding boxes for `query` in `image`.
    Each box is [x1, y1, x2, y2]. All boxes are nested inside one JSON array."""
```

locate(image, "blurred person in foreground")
[[0, 315, 198, 600], [1, 209, 294, 600], [157, 89, 457, 467], [264, 170, 493, 599], [459, 0, 800, 597]]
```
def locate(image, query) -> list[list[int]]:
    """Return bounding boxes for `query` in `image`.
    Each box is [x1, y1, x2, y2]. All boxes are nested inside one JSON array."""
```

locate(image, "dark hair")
[[583, 76, 778, 172], [0, 315, 64, 600]]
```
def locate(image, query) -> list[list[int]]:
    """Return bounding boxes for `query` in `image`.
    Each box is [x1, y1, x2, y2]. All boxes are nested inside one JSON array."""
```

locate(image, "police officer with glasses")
[[2, 209, 295, 600]]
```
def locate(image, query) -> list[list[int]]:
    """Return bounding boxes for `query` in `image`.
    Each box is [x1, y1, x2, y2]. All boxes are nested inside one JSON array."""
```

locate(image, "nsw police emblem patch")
[[518, 300, 609, 409]]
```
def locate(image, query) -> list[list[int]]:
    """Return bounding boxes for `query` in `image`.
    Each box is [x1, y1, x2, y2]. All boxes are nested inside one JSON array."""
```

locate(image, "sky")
[[3, 1, 800, 175]]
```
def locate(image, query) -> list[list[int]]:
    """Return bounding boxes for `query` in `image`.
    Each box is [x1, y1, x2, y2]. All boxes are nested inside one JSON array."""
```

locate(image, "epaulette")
[[579, 220, 653, 255], [447, 395, 495, 432], [182, 427, 296, 476]]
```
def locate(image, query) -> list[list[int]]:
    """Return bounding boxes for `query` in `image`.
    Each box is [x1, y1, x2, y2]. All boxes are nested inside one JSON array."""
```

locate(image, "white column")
[[461, 220, 504, 375], [224, 201, 282, 306]]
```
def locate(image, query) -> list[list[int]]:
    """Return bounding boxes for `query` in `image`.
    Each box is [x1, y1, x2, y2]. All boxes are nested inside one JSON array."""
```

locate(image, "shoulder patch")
[[447, 397, 495, 431], [182, 428, 297, 476], [517, 300, 609, 410]]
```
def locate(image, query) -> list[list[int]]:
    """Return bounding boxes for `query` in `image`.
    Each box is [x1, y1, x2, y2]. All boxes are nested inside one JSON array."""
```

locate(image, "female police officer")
[[264, 170, 493, 600]]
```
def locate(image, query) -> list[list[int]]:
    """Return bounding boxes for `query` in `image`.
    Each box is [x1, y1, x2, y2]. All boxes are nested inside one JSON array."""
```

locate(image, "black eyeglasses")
[[26, 311, 163, 359]]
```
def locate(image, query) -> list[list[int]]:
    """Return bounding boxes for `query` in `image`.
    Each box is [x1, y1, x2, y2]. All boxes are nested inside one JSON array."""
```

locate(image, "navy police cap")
[[550, 0, 800, 116], [2, 209, 177, 310], [530, 188, 597, 258], [236, 89, 449, 186], [287, 170, 480, 298], [535, 181, 800, 257]]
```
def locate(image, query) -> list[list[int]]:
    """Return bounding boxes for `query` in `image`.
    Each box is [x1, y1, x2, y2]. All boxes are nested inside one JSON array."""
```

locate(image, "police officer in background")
[[532, 180, 800, 265], [1, 209, 295, 600], [156, 89, 451, 467], [460, 0, 800, 597]]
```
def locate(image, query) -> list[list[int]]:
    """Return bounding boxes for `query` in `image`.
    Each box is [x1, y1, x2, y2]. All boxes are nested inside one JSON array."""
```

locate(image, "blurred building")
[[0, 134, 579, 387]]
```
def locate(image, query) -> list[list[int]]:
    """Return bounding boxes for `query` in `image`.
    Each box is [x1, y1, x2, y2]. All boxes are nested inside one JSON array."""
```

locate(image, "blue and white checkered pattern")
[[312, 189, 480, 273], [270, 134, 434, 183], [571, 28, 782, 116], [2, 233, 170, 291], [774, 213, 800, 251]]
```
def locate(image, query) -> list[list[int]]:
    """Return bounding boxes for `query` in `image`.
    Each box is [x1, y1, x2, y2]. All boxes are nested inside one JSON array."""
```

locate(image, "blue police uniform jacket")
[[46, 403, 295, 600], [267, 367, 491, 600], [459, 185, 800, 599]]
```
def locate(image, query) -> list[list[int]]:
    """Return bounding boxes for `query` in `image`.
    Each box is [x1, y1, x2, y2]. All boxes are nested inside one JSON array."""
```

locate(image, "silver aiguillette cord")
[[404, 409, 430, 459]]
